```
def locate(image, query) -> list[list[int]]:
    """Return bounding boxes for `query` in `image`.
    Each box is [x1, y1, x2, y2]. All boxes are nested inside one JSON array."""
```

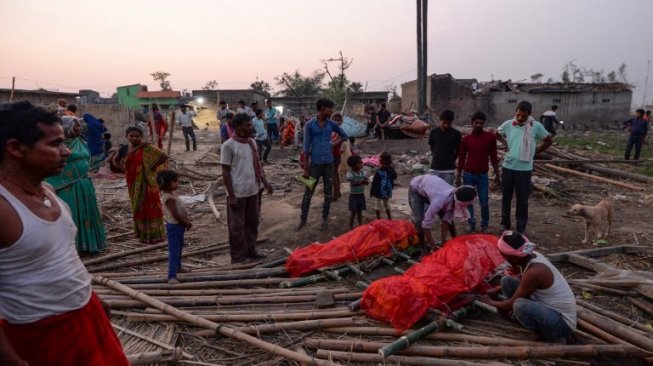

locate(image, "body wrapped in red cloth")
[[285, 220, 418, 277], [362, 234, 504, 332]]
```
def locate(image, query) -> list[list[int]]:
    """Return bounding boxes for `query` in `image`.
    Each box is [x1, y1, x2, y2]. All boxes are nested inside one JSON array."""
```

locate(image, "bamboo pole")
[[87, 242, 230, 272], [93, 275, 341, 366], [237, 318, 358, 335], [117, 267, 288, 285], [543, 163, 644, 190], [305, 338, 651, 359], [571, 282, 638, 296], [578, 319, 632, 345], [314, 350, 511, 366], [95, 286, 345, 297], [167, 110, 175, 156], [112, 323, 194, 359], [101, 292, 363, 309], [379, 304, 473, 357], [320, 327, 547, 346], [629, 297, 653, 316], [577, 300, 651, 333], [578, 309, 653, 352], [82, 242, 168, 266], [127, 348, 183, 365], [123, 277, 289, 290], [126, 308, 358, 323]]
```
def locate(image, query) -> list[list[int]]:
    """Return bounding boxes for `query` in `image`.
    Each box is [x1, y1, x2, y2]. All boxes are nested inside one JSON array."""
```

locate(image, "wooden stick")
[[93, 275, 341, 366], [578, 319, 631, 345], [305, 338, 651, 359], [577, 300, 651, 333], [117, 267, 287, 285], [167, 110, 175, 156], [314, 349, 511, 366], [578, 310, 653, 351], [206, 182, 224, 224], [123, 277, 290, 290], [571, 281, 638, 296], [127, 348, 183, 365], [127, 309, 359, 323], [534, 159, 644, 164], [320, 327, 545, 346], [96, 286, 346, 297], [87, 243, 230, 272], [112, 323, 194, 359], [543, 163, 644, 191], [237, 318, 358, 335], [629, 297, 653, 316], [82, 242, 168, 266]]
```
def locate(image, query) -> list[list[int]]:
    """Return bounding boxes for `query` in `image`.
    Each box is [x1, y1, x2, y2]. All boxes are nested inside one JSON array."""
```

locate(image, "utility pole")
[[416, 0, 428, 115], [9, 76, 15, 102], [642, 60, 650, 107]]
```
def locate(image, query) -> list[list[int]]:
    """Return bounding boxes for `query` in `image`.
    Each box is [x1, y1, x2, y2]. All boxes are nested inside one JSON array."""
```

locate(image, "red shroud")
[[362, 234, 504, 332], [1, 292, 129, 366], [285, 220, 418, 278]]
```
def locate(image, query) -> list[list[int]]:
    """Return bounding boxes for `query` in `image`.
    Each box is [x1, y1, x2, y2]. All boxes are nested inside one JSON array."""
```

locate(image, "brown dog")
[[567, 198, 614, 244]]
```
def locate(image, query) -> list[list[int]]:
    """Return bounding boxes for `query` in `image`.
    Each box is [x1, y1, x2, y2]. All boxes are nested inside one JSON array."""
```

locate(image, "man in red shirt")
[[455, 111, 500, 233]]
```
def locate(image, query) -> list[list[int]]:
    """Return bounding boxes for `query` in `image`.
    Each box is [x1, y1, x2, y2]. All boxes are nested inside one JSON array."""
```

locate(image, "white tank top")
[[0, 184, 91, 324], [527, 252, 577, 328]]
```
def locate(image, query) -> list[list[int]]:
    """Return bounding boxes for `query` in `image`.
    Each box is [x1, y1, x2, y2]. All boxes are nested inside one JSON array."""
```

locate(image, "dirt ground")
[[92, 127, 653, 365]]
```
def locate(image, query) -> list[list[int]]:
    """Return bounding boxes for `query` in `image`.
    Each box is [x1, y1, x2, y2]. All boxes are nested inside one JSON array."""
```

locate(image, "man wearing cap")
[[478, 231, 576, 343], [408, 174, 477, 250]]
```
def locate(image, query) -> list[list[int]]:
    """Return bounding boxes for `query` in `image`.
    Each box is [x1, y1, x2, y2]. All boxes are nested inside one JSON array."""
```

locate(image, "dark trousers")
[[256, 138, 272, 161], [501, 168, 532, 234], [182, 126, 197, 151], [300, 163, 334, 221], [166, 223, 185, 280], [267, 124, 279, 143], [227, 194, 260, 262], [625, 135, 643, 160]]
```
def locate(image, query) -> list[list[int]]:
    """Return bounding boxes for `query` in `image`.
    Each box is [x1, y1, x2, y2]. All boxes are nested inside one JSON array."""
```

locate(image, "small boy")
[[370, 152, 397, 219], [102, 132, 112, 156], [346, 155, 368, 228], [157, 170, 192, 284]]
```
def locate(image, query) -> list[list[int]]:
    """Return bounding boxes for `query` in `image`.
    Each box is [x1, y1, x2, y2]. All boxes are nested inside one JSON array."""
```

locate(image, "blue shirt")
[[252, 117, 268, 141], [303, 118, 348, 165], [265, 107, 280, 126]]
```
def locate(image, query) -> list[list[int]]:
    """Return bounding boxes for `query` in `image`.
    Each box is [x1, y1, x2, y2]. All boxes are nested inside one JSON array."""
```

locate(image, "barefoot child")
[[370, 152, 397, 219], [157, 170, 192, 284], [346, 155, 368, 228]]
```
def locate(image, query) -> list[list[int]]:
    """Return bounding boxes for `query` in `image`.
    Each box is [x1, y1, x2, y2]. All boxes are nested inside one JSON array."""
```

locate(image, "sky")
[[1, 0, 652, 106]]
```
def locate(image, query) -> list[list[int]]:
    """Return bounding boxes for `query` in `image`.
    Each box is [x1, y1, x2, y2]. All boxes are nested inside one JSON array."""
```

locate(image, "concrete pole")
[[416, 0, 424, 114], [421, 0, 428, 115]]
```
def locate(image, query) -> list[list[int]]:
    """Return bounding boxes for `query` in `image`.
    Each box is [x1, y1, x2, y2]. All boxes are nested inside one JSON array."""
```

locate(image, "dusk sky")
[[1, 0, 652, 106]]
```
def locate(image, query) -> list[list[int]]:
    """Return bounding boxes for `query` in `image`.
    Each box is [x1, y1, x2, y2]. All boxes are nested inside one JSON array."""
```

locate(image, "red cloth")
[[457, 131, 498, 174], [1, 292, 129, 366], [331, 132, 343, 157]]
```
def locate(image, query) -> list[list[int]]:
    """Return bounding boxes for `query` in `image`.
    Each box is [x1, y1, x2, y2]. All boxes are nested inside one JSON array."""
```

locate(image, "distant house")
[[402, 73, 632, 129], [78, 89, 118, 105], [191, 89, 268, 109], [117, 84, 181, 109], [0, 88, 79, 106]]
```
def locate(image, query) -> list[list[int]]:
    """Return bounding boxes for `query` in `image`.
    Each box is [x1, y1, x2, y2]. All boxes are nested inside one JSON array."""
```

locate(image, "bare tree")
[[150, 71, 172, 91], [202, 80, 218, 90], [530, 73, 543, 83], [250, 77, 272, 96]]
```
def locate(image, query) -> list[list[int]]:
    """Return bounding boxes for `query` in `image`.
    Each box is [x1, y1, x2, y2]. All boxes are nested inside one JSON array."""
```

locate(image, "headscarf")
[[61, 116, 80, 138], [497, 231, 536, 257], [452, 185, 476, 220]]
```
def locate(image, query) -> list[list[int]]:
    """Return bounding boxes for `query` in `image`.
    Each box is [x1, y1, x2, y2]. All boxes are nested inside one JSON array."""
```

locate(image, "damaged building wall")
[[490, 89, 632, 129], [77, 104, 133, 145], [403, 75, 633, 129]]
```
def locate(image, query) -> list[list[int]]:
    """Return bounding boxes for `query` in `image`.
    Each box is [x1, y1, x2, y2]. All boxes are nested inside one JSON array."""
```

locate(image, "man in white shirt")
[[236, 100, 255, 118], [176, 104, 197, 151]]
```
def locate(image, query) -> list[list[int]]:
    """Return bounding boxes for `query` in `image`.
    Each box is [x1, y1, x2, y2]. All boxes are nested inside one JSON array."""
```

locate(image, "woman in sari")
[[83, 113, 107, 172], [45, 116, 107, 253], [124, 126, 168, 244]]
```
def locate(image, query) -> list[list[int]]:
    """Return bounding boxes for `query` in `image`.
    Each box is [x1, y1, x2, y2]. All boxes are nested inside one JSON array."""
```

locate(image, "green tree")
[[275, 70, 325, 96], [350, 82, 363, 92], [250, 78, 272, 96], [150, 71, 172, 91], [530, 73, 543, 83]]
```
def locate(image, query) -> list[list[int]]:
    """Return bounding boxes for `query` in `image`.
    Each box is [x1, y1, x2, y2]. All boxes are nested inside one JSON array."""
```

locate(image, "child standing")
[[157, 170, 193, 284], [370, 152, 397, 219], [346, 155, 368, 228]]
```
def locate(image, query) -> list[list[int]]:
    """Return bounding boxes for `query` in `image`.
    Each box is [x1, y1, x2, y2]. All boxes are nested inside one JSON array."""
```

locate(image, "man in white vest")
[[478, 231, 576, 343]]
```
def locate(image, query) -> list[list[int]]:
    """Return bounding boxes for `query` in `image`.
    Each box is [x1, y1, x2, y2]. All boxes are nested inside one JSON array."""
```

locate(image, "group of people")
[[419, 101, 552, 242]]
